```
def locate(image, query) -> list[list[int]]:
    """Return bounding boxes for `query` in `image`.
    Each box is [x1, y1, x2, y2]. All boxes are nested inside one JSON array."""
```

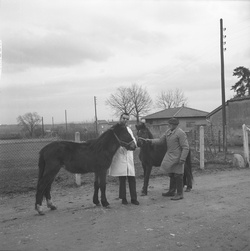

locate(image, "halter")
[[113, 131, 134, 148], [137, 136, 147, 141]]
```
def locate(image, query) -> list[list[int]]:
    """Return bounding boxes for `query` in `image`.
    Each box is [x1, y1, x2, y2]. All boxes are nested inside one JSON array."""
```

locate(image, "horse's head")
[[111, 123, 136, 151], [135, 123, 153, 147]]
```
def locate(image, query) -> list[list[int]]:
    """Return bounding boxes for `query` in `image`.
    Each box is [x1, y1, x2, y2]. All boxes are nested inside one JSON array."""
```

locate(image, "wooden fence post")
[[242, 124, 250, 167], [75, 132, 82, 185], [200, 126, 205, 169]]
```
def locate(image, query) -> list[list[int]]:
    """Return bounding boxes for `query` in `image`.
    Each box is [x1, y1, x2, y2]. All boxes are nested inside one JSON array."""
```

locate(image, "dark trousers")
[[119, 176, 137, 201], [168, 173, 184, 196]]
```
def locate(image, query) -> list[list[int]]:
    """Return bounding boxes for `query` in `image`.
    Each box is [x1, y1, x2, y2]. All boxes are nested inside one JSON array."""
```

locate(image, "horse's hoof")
[[49, 205, 57, 210], [35, 205, 45, 215], [93, 199, 100, 205], [140, 192, 147, 196], [47, 200, 57, 210], [95, 203, 101, 207], [102, 202, 110, 207]]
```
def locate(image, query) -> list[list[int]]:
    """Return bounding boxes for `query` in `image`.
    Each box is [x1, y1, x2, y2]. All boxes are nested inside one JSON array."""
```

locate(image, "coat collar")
[[166, 127, 178, 136]]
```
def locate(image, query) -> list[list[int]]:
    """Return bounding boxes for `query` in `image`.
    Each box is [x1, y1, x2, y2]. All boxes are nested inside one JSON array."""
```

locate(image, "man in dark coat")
[[148, 117, 189, 200]]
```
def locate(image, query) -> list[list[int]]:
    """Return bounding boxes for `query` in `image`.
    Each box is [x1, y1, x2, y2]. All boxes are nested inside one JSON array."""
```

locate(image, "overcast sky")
[[0, 0, 249, 125]]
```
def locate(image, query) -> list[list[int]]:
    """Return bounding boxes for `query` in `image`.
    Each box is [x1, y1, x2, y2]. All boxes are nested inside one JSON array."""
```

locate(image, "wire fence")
[[0, 131, 99, 195], [0, 125, 248, 195]]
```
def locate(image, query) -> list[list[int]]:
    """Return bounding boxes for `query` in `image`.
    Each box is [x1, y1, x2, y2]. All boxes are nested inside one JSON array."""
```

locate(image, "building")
[[143, 105, 209, 134], [206, 96, 250, 145]]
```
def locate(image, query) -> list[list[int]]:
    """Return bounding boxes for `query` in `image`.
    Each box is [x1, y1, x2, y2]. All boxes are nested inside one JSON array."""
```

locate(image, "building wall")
[[227, 99, 250, 145], [146, 117, 207, 134], [208, 98, 250, 145]]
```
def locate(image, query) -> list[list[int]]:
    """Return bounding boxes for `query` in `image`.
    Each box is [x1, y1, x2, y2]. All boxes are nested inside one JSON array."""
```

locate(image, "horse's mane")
[[87, 126, 115, 153]]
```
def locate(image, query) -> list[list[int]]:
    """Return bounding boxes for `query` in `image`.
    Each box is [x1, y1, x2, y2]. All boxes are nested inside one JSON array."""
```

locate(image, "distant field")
[[0, 139, 59, 169], [0, 139, 61, 194]]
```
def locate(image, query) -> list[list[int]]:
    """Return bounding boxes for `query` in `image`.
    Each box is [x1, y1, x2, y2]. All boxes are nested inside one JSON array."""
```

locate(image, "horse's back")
[[40, 141, 90, 162]]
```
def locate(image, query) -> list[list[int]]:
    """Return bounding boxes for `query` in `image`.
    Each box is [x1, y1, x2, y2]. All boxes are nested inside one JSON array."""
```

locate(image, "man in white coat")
[[109, 113, 139, 205]]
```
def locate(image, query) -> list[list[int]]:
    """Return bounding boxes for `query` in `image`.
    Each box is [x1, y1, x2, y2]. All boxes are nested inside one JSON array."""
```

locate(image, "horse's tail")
[[37, 150, 46, 182], [186, 150, 193, 181]]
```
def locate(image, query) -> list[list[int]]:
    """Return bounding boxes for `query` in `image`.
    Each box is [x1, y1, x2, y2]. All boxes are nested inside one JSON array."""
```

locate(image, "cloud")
[[2, 28, 113, 73], [0, 0, 249, 124]]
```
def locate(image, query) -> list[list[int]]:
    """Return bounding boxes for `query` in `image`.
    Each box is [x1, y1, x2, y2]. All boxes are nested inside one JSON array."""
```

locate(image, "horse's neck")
[[102, 132, 120, 156], [146, 128, 154, 139]]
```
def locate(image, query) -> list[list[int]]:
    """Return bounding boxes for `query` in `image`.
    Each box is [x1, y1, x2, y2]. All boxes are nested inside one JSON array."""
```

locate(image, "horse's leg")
[[35, 163, 60, 215], [35, 179, 45, 215], [44, 182, 57, 210], [142, 164, 152, 196], [183, 165, 187, 187], [185, 164, 193, 192], [184, 151, 193, 192], [93, 172, 100, 206], [36, 177, 52, 215], [141, 163, 147, 196], [99, 170, 109, 207]]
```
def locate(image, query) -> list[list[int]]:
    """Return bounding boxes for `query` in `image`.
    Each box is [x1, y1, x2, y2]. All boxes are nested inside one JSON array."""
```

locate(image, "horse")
[[136, 123, 193, 196], [35, 123, 136, 215]]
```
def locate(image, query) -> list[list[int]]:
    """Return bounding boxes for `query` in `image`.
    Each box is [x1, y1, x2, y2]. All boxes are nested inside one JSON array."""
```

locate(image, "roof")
[[206, 95, 250, 118], [143, 106, 209, 120], [97, 120, 109, 124]]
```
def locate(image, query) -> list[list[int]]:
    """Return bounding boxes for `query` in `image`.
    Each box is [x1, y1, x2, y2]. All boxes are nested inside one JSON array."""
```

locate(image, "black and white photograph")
[[0, 0, 250, 250]]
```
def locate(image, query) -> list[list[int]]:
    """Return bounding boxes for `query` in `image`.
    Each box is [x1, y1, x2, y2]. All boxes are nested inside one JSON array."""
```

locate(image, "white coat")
[[108, 126, 136, 176]]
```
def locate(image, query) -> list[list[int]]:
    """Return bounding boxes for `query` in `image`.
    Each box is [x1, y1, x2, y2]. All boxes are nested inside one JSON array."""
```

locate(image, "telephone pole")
[[65, 109, 68, 135], [94, 96, 98, 135], [220, 18, 227, 153]]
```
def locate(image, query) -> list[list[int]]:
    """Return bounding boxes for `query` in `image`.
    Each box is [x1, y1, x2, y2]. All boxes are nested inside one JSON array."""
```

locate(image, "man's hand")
[[179, 159, 185, 164]]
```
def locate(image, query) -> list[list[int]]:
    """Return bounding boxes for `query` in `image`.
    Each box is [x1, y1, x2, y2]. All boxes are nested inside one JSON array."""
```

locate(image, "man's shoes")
[[185, 188, 191, 192], [171, 194, 183, 200], [131, 200, 140, 205], [162, 191, 175, 197], [122, 198, 128, 205]]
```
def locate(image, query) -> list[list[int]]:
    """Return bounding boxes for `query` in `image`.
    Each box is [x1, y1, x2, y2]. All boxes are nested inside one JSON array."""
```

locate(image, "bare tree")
[[17, 112, 42, 137], [106, 84, 153, 121], [128, 83, 153, 122], [155, 88, 188, 109], [105, 87, 134, 117]]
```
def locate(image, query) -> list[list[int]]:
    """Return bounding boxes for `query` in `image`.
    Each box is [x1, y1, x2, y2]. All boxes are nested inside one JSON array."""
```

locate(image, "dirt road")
[[1, 168, 250, 251]]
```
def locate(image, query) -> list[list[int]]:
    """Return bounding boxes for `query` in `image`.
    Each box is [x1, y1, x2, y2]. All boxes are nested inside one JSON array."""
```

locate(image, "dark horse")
[[136, 123, 193, 196], [35, 123, 136, 215]]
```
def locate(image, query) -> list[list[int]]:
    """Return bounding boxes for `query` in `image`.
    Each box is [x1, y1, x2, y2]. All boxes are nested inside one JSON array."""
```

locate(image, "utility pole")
[[94, 96, 98, 135], [52, 116, 54, 131], [0, 40, 2, 79], [65, 109, 68, 136], [42, 116, 44, 138], [220, 18, 227, 153]]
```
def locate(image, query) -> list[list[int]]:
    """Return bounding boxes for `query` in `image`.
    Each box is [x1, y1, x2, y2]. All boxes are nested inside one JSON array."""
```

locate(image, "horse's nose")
[[137, 139, 142, 147], [130, 141, 136, 150]]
